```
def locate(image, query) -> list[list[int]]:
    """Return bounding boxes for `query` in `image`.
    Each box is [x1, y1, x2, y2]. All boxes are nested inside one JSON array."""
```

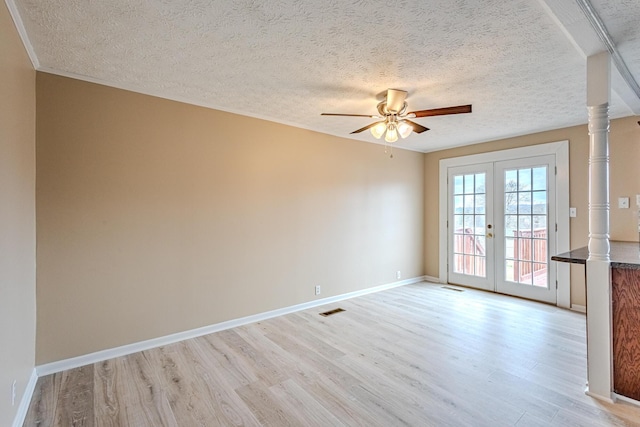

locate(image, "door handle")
[[487, 232, 494, 238]]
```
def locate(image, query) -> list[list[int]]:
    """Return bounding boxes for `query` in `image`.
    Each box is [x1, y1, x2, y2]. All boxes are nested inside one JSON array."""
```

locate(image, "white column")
[[585, 51, 613, 402]]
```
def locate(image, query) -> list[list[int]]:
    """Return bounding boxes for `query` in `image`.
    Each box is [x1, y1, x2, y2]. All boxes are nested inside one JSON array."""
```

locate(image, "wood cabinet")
[[612, 266, 640, 401]]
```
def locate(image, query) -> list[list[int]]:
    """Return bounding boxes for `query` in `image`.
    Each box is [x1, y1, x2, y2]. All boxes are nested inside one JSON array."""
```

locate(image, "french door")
[[448, 163, 495, 291], [447, 155, 557, 304]]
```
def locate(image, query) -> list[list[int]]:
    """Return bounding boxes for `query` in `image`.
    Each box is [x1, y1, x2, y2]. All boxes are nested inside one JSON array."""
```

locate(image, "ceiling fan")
[[321, 89, 472, 143]]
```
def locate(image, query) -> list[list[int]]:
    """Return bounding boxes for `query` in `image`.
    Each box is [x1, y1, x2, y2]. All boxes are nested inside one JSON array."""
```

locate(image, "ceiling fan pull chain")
[[384, 142, 394, 159]]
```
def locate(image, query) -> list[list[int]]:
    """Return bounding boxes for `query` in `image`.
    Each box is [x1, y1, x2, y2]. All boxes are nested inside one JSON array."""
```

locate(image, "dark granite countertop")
[[552, 241, 640, 269]]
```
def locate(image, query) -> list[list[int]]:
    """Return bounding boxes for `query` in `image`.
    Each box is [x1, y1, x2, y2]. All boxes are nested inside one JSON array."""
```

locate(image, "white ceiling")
[[8, 0, 640, 152]]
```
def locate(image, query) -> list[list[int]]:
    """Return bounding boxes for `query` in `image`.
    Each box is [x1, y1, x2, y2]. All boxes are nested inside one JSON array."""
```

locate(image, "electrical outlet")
[[11, 380, 16, 406], [315, 285, 321, 295], [396, 271, 401, 280]]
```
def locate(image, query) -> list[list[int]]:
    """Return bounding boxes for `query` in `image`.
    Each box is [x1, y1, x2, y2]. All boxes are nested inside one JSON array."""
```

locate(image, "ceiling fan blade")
[[321, 113, 377, 118], [386, 89, 408, 113], [403, 119, 430, 134], [350, 122, 381, 134], [409, 104, 472, 118]]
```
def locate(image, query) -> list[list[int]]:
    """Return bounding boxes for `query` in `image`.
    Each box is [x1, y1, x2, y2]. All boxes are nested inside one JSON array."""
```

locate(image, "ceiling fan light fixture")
[[398, 121, 413, 139], [385, 126, 398, 143], [370, 122, 386, 139]]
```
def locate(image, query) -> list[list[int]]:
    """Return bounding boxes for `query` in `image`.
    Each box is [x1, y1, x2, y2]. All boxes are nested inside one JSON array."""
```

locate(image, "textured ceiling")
[[8, 0, 640, 152]]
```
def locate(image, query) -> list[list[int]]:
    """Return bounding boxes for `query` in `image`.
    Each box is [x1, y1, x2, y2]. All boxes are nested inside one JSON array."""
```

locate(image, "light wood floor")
[[24, 282, 640, 426]]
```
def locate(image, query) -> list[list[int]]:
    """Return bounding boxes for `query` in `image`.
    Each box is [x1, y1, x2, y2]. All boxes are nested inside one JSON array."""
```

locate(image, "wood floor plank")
[[216, 329, 289, 387], [93, 353, 179, 427], [22, 282, 640, 426], [142, 345, 219, 426], [235, 382, 303, 427], [23, 373, 61, 427], [54, 365, 94, 427], [93, 359, 122, 425], [267, 378, 348, 427], [180, 339, 262, 426], [124, 352, 179, 427]]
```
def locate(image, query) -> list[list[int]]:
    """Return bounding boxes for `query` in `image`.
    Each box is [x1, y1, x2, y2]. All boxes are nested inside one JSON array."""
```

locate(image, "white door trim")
[[438, 141, 570, 308]]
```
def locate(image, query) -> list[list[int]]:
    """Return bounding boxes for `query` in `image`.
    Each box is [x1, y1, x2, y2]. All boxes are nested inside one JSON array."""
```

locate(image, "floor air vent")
[[319, 308, 345, 317], [442, 286, 464, 292]]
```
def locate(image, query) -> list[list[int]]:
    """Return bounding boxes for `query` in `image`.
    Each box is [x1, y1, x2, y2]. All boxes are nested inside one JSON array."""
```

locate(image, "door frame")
[[438, 141, 570, 308]]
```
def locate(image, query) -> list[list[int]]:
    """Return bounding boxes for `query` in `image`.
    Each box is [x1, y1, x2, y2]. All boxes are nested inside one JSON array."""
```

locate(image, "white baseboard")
[[12, 368, 38, 427], [423, 275, 442, 284], [585, 387, 616, 404], [571, 304, 586, 313], [613, 393, 640, 407], [37, 276, 426, 376]]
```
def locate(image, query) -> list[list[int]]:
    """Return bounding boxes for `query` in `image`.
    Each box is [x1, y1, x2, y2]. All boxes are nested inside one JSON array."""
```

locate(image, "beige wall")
[[35, 73, 425, 364], [0, 2, 36, 425], [610, 117, 640, 239], [424, 115, 640, 307]]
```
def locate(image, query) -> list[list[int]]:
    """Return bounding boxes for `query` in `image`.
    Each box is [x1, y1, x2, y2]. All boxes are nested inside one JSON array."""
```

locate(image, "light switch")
[[619, 197, 630, 209], [569, 207, 577, 217]]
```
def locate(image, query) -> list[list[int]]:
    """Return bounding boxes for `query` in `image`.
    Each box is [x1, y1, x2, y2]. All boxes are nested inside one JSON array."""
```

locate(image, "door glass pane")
[[532, 215, 546, 230], [519, 262, 533, 284], [454, 254, 464, 273], [532, 191, 547, 214], [454, 234, 464, 253], [505, 170, 517, 189], [532, 167, 546, 190], [464, 235, 475, 254], [505, 192, 517, 214], [505, 237, 516, 259], [475, 195, 486, 214], [519, 239, 532, 261], [503, 167, 548, 288], [475, 173, 485, 193], [454, 175, 464, 194], [464, 175, 474, 194], [464, 195, 474, 213], [475, 257, 486, 278], [518, 216, 531, 233], [464, 215, 474, 230], [518, 192, 531, 214], [475, 236, 486, 256], [518, 169, 531, 191], [533, 239, 547, 263], [505, 260, 515, 281], [454, 214, 463, 229], [505, 215, 518, 236], [452, 172, 486, 279], [464, 256, 474, 274], [532, 263, 547, 287]]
